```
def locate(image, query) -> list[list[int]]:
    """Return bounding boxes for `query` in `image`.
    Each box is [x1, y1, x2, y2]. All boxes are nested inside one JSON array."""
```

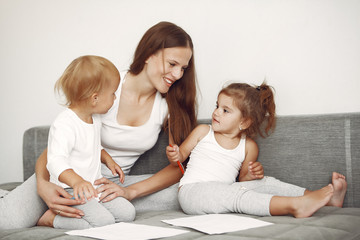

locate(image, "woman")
[[0, 21, 198, 229]]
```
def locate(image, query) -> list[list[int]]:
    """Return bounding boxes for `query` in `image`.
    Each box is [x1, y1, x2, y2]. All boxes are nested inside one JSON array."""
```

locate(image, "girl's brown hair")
[[219, 82, 276, 138], [55, 55, 119, 106], [129, 21, 197, 144]]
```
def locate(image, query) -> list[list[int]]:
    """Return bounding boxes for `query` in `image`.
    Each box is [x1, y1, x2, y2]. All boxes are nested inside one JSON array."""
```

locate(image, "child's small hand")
[[248, 161, 264, 180], [105, 158, 125, 184], [72, 180, 98, 201], [166, 144, 181, 166]]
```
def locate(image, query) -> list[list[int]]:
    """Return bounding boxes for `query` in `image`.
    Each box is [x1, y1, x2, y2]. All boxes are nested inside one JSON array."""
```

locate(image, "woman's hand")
[[37, 179, 85, 218], [95, 177, 136, 202]]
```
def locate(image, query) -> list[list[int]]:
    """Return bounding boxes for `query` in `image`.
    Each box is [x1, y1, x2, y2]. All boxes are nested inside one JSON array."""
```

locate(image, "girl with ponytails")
[[166, 82, 347, 217]]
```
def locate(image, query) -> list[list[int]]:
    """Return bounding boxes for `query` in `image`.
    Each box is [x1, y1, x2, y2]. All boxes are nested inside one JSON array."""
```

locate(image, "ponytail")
[[257, 83, 276, 136]]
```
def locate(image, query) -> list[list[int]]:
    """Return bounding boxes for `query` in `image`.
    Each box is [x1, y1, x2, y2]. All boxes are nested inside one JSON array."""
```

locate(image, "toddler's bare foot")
[[327, 172, 347, 207], [293, 184, 334, 218], [36, 209, 56, 227]]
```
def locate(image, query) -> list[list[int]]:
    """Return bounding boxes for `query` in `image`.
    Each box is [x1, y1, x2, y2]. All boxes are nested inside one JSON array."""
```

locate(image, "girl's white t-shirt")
[[47, 108, 103, 188], [100, 71, 168, 177]]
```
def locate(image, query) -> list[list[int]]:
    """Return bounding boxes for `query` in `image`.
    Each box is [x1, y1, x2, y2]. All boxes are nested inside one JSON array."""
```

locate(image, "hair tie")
[[256, 86, 261, 91]]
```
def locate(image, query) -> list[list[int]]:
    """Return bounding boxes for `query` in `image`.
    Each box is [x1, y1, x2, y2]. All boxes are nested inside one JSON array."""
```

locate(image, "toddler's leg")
[[54, 198, 115, 229], [178, 182, 273, 216], [111, 175, 180, 212], [53, 213, 91, 229], [0, 174, 48, 229], [327, 172, 347, 207], [101, 197, 136, 222], [235, 178, 333, 217], [240, 174, 346, 208], [237, 176, 305, 197], [270, 184, 334, 218]]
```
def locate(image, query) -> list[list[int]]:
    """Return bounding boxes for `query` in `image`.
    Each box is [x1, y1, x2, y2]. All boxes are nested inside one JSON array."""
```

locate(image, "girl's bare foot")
[[293, 184, 334, 218], [36, 209, 56, 227], [327, 172, 347, 207]]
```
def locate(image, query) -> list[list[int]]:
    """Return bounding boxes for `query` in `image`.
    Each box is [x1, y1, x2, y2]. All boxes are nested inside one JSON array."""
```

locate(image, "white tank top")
[[100, 71, 168, 177], [179, 125, 246, 186]]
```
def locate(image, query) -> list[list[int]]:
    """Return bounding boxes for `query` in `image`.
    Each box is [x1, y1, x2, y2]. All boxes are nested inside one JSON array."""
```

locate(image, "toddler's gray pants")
[[178, 176, 305, 216]]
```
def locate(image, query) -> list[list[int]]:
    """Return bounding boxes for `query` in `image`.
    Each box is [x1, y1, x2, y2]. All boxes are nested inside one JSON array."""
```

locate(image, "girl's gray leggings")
[[178, 176, 305, 216], [53, 188, 136, 229]]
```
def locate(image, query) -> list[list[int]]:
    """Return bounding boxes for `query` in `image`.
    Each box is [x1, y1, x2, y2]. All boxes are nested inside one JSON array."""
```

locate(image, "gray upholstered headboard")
[[255, 113, 360, 208], [22, 126, 49, 181]]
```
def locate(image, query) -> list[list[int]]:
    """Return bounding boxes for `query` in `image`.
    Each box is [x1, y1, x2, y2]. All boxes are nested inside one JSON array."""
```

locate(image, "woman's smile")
[[163, 77, 174, 87]]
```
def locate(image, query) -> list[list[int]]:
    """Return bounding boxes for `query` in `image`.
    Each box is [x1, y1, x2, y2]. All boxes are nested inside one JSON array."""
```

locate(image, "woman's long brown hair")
[[129, 21, 198, 144]]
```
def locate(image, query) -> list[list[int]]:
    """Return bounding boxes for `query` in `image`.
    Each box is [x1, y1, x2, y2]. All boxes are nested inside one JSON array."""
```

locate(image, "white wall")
[[1, 0, 359, 184]]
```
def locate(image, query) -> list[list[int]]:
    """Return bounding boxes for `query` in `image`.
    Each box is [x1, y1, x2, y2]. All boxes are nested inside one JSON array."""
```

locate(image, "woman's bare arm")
[[127, 164, 182, 199], [96, 123, 184, 202], [96, 164, 182, 202], [35, 148, 84, 218]]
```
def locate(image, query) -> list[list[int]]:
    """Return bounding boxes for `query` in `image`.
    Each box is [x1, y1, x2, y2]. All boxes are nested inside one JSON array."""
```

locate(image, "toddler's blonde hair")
[[55, 55, 119, 106]]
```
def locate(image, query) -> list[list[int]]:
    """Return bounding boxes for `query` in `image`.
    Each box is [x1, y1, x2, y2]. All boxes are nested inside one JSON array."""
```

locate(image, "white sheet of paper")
[[66, 222, 189, 240], [162, 214, 273, 234]]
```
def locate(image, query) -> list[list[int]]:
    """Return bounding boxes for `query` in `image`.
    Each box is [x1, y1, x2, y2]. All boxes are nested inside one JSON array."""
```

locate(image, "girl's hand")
[[95, 177, 136, 202], [166, 144, 181, 166], [37, 179, 85, 218], [247, 161, 264, 180], [72, 180, 98, 201], [102, 150, 125, 184], [105, 159, 125, 184]]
